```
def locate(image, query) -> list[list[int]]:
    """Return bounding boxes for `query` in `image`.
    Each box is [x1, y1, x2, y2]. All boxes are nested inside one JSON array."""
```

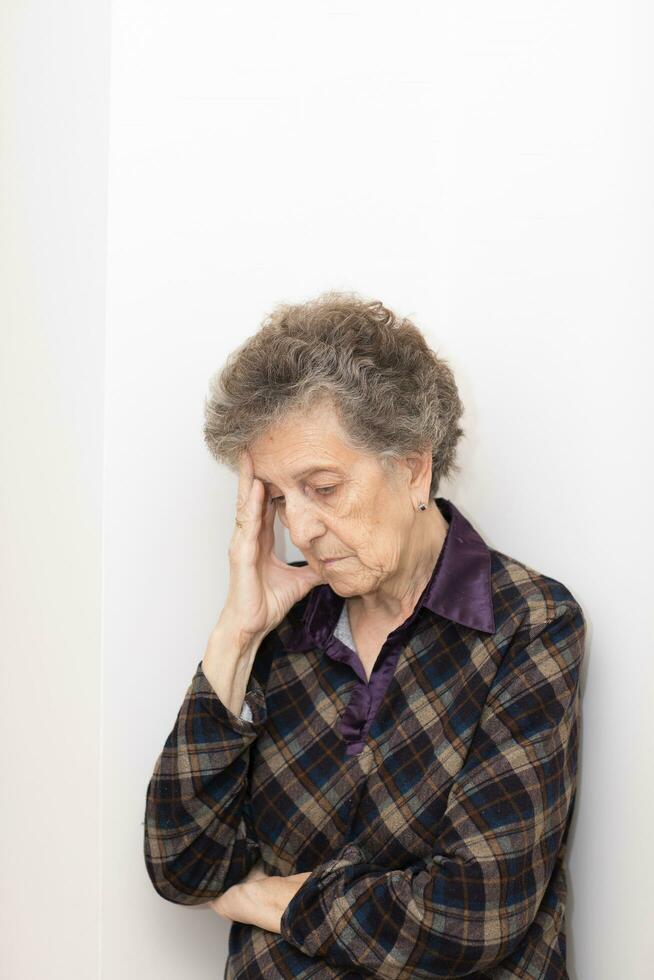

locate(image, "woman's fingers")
[[235, 449, 253, 515], [232, 451, 264, 556], [259, 486, 276, 554], [235, 450, 275, 560]]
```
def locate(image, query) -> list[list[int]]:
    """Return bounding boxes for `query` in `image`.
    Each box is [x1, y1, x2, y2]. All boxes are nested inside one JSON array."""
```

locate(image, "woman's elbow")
[[144, 857, 220, 907]]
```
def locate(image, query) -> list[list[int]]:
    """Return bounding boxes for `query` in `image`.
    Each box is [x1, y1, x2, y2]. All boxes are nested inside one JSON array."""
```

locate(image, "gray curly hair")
[[203, 290, 465, 500]]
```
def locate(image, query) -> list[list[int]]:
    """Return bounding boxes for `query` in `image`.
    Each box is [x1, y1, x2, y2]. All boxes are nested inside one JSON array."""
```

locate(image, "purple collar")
[[285, 498, 496, 653]]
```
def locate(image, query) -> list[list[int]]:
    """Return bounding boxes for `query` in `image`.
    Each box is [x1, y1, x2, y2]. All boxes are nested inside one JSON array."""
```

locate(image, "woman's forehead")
[[249, 415, 362, 484]]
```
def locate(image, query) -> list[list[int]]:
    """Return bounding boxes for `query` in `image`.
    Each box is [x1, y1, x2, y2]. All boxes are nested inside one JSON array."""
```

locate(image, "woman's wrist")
[[236, 875, 290, 932]]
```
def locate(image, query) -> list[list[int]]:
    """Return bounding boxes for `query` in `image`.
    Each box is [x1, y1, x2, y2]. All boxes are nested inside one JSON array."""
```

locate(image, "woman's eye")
[[270, 486, 335, 506]]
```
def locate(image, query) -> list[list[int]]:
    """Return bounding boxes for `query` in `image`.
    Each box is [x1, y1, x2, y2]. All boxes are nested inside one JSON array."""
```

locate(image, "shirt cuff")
[[191, 660, 267, 734], [279, 843, 368, 953]]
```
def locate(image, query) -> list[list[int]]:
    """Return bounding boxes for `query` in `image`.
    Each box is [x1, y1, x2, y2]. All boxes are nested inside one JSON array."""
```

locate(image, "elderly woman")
[[144, 292, 586, 979]]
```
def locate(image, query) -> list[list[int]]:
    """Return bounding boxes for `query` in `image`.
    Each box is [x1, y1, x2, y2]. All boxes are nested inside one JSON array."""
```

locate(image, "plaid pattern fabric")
[[144, 499, 586, 979]]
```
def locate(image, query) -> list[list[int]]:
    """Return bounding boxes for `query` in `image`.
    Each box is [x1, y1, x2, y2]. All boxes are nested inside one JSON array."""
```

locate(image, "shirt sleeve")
[[143, 658, 267, 904], [279, 598, 586, 978]]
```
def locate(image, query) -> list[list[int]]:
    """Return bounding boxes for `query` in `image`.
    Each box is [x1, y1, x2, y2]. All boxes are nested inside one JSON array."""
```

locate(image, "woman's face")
[[248, 401, 429, 595]]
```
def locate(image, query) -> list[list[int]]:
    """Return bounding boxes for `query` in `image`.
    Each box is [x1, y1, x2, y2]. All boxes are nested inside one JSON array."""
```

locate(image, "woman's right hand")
[[218, 449, 323, 645]]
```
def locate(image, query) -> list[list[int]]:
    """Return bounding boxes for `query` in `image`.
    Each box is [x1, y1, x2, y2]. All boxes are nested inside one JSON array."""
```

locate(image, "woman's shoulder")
[[488, 547, 586, 634]]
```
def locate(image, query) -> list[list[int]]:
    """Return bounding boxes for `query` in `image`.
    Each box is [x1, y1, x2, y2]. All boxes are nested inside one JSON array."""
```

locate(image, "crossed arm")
[[207, 858, 310, 933], [146, 599, 585, 976]]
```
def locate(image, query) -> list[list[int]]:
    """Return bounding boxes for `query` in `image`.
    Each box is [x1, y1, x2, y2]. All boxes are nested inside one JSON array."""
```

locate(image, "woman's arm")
[[143, 620, 268, 905], [144, 450, 322, 906], [209, 868, 313, 932]]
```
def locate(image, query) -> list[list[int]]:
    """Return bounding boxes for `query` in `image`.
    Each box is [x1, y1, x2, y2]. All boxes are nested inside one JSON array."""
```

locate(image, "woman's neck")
[[347, 501, 449, 625]]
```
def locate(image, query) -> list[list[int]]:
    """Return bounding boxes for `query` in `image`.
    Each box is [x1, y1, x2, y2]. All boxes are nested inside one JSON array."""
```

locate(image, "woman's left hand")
[[209, 866, 312, 934]]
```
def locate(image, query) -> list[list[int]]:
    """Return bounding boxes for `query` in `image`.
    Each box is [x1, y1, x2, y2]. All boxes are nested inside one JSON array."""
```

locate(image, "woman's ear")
[[402, 450, 433, 499]]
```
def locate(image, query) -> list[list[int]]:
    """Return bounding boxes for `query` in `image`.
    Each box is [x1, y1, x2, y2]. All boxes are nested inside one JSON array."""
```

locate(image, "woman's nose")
[[284, 502, 326, 551]]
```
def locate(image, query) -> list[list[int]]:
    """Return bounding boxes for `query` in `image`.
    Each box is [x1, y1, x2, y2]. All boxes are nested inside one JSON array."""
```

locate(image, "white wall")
[[0, 1, 110, 978], [2, 2, 652, 978]]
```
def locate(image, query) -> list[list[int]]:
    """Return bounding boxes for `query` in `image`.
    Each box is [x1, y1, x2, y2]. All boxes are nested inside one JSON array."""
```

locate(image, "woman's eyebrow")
[[257, 465, 343, 485]]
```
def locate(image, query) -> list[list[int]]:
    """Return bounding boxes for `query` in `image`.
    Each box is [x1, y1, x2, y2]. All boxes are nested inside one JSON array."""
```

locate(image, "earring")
[[418, 502, 427, 511]]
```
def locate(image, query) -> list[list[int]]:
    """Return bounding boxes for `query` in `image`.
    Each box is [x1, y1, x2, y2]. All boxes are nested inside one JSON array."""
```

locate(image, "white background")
[[2, 2, 653, 978]]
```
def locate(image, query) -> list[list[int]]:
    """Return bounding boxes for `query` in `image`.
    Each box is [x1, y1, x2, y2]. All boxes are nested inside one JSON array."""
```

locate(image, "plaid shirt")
[[144, 497, 586, 979]]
